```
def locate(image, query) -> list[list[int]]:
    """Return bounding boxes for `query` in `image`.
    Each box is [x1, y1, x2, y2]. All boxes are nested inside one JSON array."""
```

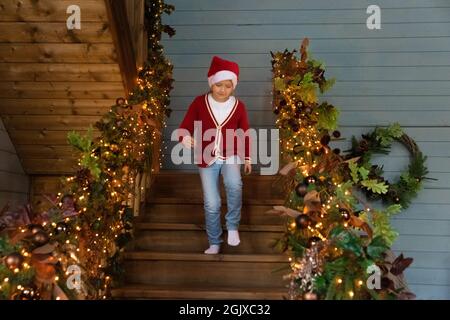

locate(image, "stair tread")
[[147, 197, 284, 205], [134, 222, 284, 232], [155, 171, 279, 179], [111, 284, 287, 299], [124, 251, 288, 262], [139, 203, 285, 225]]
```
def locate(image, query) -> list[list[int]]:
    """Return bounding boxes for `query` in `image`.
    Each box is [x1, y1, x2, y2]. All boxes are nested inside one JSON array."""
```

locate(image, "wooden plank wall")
[[0, 0, 125, 175], [160, 0, 450, 299], [0, 118, 29, 209]]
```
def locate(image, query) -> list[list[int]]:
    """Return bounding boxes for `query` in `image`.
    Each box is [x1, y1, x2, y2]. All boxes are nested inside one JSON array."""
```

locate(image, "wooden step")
[[111, 284, 287, 300], [135, 223, 284, 232], [147, 171, 286, 203], [147, 197, 284, 205], [124, 251, 288, 263], [123, 252, 288, 289], [132, 223, 284, 254], [140, 204, 285, 225]]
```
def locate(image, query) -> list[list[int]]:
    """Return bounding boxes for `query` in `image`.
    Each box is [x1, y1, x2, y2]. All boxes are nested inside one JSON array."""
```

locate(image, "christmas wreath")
[[344, 123, 429, 208]]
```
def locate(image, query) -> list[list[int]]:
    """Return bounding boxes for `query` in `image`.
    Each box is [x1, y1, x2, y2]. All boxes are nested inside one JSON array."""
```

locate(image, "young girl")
[[178, 56, 252, 254]]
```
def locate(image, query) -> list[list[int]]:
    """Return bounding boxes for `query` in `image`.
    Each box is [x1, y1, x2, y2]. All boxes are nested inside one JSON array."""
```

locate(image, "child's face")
[[211, 80, 234, 102]]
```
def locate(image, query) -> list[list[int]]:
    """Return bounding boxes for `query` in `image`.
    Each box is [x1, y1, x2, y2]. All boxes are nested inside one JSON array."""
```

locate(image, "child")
[[178, 56, 252, 254]]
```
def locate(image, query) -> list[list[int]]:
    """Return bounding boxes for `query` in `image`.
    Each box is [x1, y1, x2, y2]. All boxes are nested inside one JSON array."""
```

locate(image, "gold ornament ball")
[[110, 144, 119, 153], [304, 292, 318, 300]]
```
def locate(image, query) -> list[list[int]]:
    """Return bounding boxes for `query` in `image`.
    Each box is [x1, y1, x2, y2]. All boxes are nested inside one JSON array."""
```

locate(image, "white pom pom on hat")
[[207, 56, 239, 89]]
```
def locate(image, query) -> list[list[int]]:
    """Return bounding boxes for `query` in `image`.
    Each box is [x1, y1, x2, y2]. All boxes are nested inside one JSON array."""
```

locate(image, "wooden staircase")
[[112, 171, 289, 299]]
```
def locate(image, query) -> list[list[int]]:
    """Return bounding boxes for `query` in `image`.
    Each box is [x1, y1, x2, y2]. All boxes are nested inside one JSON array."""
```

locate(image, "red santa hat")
[[207, 56, 239, 89]]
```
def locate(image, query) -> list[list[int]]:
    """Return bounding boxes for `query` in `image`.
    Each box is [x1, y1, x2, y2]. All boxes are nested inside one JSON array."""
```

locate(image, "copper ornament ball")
[[5, 252, 24, 270]]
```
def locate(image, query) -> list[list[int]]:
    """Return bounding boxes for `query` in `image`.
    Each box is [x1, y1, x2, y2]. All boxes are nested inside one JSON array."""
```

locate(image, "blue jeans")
[[198, 156, 243, 245]]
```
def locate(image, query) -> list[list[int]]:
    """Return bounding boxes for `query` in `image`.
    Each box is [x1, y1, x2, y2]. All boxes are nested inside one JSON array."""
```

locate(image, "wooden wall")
[[0, 0, 126, 175], [161, 0, 450, 299], [0, 118, 29, 209]]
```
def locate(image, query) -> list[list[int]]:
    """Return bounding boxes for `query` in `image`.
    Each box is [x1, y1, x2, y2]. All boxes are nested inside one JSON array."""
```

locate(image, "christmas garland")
[[345, 125, 429, 208], [270, 38, 425, 300]]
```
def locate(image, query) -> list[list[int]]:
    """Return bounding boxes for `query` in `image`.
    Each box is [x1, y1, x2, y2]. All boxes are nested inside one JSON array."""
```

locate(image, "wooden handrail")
[[104, 0, 138, 96]]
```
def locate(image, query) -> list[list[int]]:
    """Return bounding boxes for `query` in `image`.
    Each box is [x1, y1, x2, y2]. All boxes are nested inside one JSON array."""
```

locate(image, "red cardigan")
[[178, 94, 251, 167]]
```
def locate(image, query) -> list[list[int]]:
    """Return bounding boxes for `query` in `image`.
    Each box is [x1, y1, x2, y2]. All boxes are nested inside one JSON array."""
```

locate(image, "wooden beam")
[[0, 81, 124, 90], [104, 0, 137, 97], [0, 90, 123, 99], [15, 145, 78, 158], [8, 129, 101, 145], [0, 98, 115, 108], [2, 115, 103, 130], [22, 158, 78, 174], [0, 101, 112, 116], [0, 22, 112, 43], [31, 175, 66, 195], [125, 0, 146, 69], [0, 0, 108, 22], [0, 44, 118, 63], [0, 63, 121, 82], [0, 98, 115, 115], [0, 81, 124, 99]]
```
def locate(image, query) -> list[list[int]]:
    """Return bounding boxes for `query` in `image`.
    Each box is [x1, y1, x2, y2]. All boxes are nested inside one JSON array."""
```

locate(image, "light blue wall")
[[161, 0, 450, 299]]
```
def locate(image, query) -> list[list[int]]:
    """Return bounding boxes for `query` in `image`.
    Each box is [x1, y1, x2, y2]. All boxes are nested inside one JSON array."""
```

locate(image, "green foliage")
[[375, 123, 403, 147], [274, 77, 286, 91], [366, 236, 389, 259], [313, 275, 327, 294], [359, 167, 370, 181], [68, 127, 94, 152], [334, 181, 358, 207], [0, 236, 18, 255], [288, 234, 306, 256], [330, 227, 364, 257], [0, 263, 36, 299], [386, 204, 403, 216], [300, 72, 315, 86], [68, 127, 101, 179], [317, 103, 339, 131], [319, 78, 336, 93], [409, 152, 429, 179], [309, 58, 324, 69], [360, 206, 402, 246], [349, 160, 359, 183], [349, 160, 370, 183], [361, 179, 389, 194]]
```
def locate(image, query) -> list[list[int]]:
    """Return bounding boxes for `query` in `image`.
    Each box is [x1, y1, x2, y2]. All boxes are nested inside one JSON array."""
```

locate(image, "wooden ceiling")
[[0, 0, 143, 174]]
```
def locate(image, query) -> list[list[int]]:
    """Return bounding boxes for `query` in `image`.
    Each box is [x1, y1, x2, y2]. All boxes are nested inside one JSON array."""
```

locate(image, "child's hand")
[[181, 135, 195, 149], [244, 162, 252, 175]]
